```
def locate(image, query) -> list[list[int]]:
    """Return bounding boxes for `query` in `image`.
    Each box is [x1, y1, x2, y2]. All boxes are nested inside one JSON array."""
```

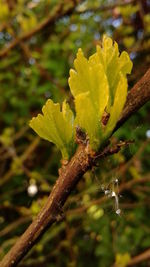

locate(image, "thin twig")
[[19, 42, 66, 96], [0, 137, 40, 187], [128, 248, 150, 266], [76, 0, 136, 13], [0, 1, 80, 58], [0, 217, 31, 238]]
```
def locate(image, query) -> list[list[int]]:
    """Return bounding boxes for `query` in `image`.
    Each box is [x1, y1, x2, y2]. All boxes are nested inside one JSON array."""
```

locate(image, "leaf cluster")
[[30, 35, 132, 159]]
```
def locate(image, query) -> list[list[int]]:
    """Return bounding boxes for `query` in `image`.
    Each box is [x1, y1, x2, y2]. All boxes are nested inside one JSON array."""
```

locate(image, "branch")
[[0, 217, 31, 238], [19, 42, 66, 95], [1, 67, 150, 267], [0, 0, 80, 58], [0, 137, 40, 187], [115, 67, 150, 131], [128, 248, 150, 266], [76, 0, 136, 13], [113, 245, 150, 266]]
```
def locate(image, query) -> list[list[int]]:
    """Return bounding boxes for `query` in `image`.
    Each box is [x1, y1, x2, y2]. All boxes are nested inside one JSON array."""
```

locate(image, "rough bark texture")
[[1, 67, 150, 267]]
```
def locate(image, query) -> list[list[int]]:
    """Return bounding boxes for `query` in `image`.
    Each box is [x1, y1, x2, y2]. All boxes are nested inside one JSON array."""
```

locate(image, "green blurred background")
[[0, 0, 150, 266]]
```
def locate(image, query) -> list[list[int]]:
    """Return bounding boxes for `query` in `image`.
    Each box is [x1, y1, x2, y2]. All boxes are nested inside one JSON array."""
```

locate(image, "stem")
[[1, 144, 92, 267], [1, 68, 150, 267]]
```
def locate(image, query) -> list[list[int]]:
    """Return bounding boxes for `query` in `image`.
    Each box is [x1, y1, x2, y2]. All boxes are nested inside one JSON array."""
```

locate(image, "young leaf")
[[90, 35, 132, 106], [75, 92, 101, 149], [69, 35, 132, 150], [30, 35, 133, 158], [69, 47, 109, 149], [29, 99, 75, 159], [104, 74, 128, 138]]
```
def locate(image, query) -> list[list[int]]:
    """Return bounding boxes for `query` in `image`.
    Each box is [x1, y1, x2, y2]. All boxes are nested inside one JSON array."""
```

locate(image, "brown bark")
[[128, 248, 150, 266], [115, 68, 150, 130], [1, 68, 150, 267], [0, 144, 92, 267]]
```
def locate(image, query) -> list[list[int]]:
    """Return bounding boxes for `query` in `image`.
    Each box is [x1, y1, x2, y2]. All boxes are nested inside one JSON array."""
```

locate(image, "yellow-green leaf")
[[69, 49, 91, 97], [89, 35, 132, 106], [104, 74, 127, 138], [29, 99, 75, 159], [75, 92, 101, 149], [30, 35, 133, 158], [69, 35, 132, 151], [119, 51, 133, 75], [69, 47, 109, 149], [115, 253, 131, 267]]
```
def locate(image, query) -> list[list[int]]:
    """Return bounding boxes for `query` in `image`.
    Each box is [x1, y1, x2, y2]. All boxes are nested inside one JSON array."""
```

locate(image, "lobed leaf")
[[30, 35, 133, 157], [69, 35, 132, 150], [69, 46, 109, 149], [75, 92, 101, 149], [29, 99, 75, 159], [104, 74, 128, 138]]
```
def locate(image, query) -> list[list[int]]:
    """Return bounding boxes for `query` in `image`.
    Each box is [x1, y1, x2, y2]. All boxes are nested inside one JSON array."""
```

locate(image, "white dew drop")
[[104, 190, 110, 195], [111, 191, 116, 197], [111, 191, 121, 215], [27, 183, 38, 197], [116, 209, 121, 215], [115, 178, 118, 183], [101, 178, 121, 215]]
